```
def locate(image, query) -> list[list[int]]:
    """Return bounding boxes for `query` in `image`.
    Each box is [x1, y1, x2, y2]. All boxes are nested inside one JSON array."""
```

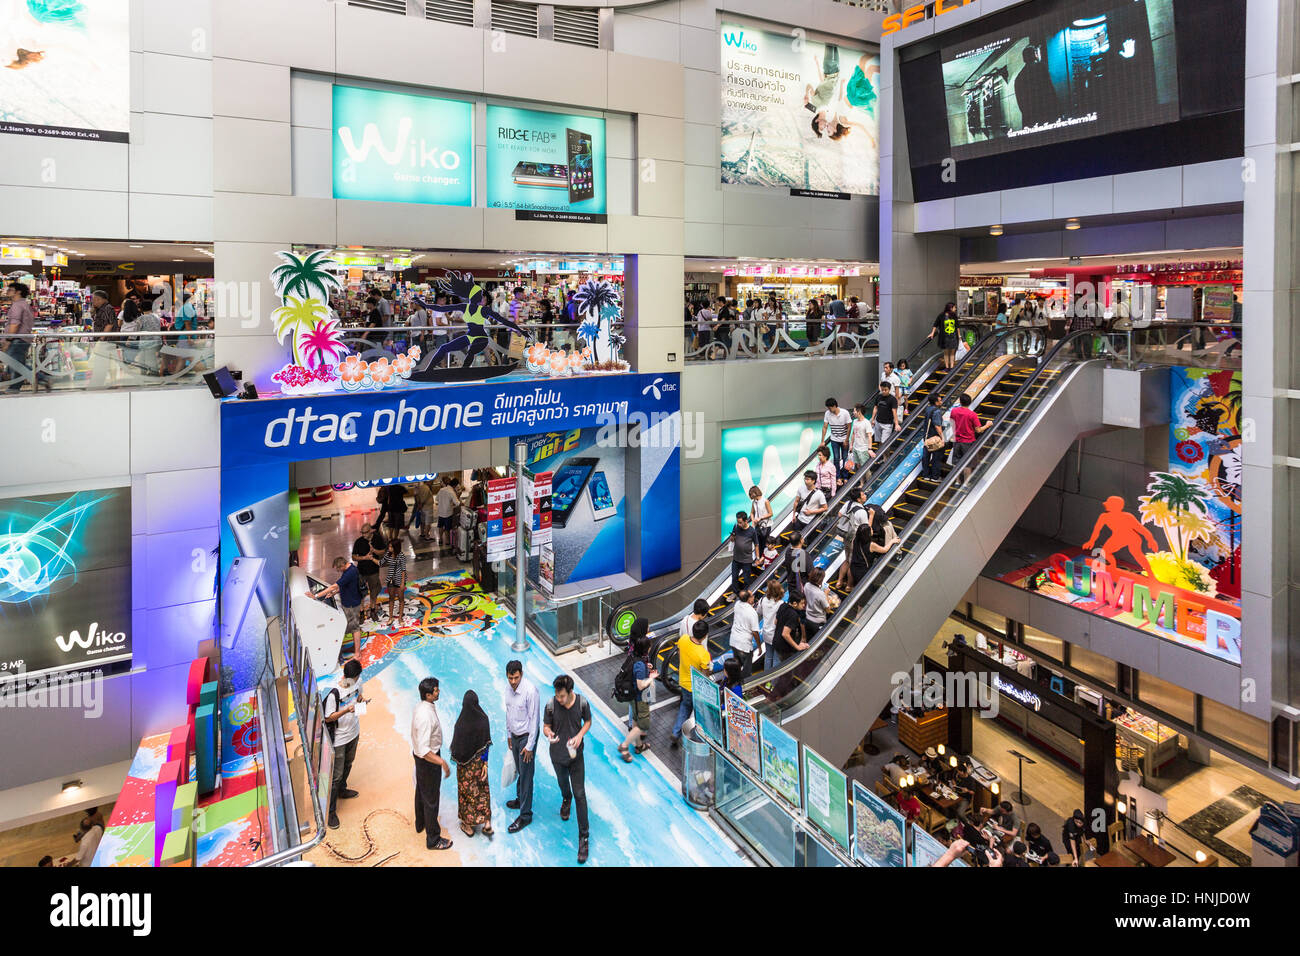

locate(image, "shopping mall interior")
[[0, 0, 1296, 909]]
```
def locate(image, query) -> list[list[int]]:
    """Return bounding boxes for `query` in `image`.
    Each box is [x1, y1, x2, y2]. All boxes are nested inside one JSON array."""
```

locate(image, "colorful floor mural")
[[311, 572, 746, 868]]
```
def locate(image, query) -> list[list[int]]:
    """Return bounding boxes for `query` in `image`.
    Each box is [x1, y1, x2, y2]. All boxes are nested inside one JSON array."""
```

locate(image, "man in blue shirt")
[[503, 660, 540, 833], [318, 555, 364, 652]]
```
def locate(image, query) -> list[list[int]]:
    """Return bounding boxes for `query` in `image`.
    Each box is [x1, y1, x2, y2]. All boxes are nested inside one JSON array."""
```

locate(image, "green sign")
[[802, 745, 850, 851], [719, 420, 822, 539], [332, 85, 474, 206], [485, 105, 606, 215]]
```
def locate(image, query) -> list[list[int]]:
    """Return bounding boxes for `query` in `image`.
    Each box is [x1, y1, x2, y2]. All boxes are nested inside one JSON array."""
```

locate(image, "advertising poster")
[[1201, 286, 1235, 323], [720, 419, 821, 539], [522, 468, 553, 555], [759, 714, 801, 809], [690, 667, 724, 746], [517, 427, 624, 585], [0, 0, 130, 142], [724, 689, 760, 772], [484, 477, 517, 561], [719, 22, 879, 195], [851, 780, 906, 867], [538, 540, 554, 596], [997, 367, 1242, 665], [940, 0, 1178, 162], [802, 745, 850, 851], [485, 105, 606, 219], [332, 85, 474, 206], [910, 824, 949, 868], [0, 487, 132, 680]]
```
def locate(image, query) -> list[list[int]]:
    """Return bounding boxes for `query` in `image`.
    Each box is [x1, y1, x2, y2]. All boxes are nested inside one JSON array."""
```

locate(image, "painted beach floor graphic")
[[311, 572, 745, 868]]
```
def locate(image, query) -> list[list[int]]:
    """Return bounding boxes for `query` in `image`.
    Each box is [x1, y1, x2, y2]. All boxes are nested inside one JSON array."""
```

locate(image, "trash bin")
[[681, 727, 715, 810], [1250, 803, 1298, 867]]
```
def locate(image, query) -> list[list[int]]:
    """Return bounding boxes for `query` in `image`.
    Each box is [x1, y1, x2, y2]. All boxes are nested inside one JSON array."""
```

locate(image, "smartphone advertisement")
[[485, 105, 606, 220], [517, 428, 624, 586], [484, 477, 517, 561], [522, 469, 553, 555], [0, 488, 132, 681]]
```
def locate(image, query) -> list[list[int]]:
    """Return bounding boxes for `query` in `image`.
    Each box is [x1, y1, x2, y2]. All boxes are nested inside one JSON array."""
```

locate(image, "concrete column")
[[213, 239, 290, 386], [624, 253, 684, 375]]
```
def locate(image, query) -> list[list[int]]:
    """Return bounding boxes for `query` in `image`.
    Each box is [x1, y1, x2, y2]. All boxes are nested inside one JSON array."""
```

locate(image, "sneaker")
[[328, 812, 340, 830], [670, 735, 681, 749], [560, 799, 571, 821], [577, 837, 589, 864], [340, 788, 359, 799]]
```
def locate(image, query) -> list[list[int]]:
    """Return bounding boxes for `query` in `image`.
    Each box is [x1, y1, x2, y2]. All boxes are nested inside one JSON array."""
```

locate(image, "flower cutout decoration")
[[526, 342, 551, 372], [369, 357, 395, 385], [393, 352, 413, 377], [547, 350, 571, 376], [339, 354, 368, 387]]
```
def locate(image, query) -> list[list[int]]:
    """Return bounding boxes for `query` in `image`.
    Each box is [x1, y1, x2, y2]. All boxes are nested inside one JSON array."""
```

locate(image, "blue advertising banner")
[[485, 105, 606, 215], [333, 85, 474, 206], [218, 373, 680, 467]]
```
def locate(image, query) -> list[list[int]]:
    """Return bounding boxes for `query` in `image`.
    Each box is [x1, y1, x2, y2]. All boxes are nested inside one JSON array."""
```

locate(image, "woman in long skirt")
[[450, 689, 493, 837]]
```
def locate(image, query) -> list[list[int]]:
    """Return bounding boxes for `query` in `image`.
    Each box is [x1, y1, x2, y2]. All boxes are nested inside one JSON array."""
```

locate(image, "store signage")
[[522, 469, 553, 554], [0, 246, 44, 262], [993, 675, 1041, 712], [484, 478, 517, 561], [486, 105, 606, 216], [882, 0, 977, 37], [332, 85, 474, 207]]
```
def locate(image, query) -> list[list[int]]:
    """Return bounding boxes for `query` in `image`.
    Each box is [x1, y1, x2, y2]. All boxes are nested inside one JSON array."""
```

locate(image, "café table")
[[1124, 835, 1177, 867], [1094, 849, 1137, 867], [919, 785, 960, 816]]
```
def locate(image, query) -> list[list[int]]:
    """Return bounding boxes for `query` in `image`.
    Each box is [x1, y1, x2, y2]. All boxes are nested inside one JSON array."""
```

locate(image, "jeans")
[[768, 642, 782, 670], [828, 439, 846, 470], [672, 690, 695, 738], [732, 647, 753, 679], [5, 338, 31, 390], [554, 755, 589, 838], [731, 560, 751, 594], [413, 753, 443, 841], [330, 736, 358, 812], [509, 732, 535, 820], [922, 444, 946, 480]]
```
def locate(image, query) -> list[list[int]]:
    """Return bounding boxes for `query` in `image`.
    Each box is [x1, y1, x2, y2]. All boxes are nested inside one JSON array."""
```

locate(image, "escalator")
[[742, 331, 1108, 766], [607, 328, 1029, 691]]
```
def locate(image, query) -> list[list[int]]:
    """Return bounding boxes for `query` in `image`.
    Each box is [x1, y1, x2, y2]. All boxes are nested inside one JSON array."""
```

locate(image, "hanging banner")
[[522, 468, 553, 555], [538, 540, 555, 596], [484, 477, 517, 561]]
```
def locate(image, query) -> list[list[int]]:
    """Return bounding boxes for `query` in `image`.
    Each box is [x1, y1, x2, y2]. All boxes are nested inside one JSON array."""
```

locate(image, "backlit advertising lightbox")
[[720, 419, 821, 539], [940, 0, 1178, 162], [0, 0, 130, 142], [486, 105, 606, 218], [0, 488, 132, 680], [333, 85, 474, 206], [720, 22, 880, 195]]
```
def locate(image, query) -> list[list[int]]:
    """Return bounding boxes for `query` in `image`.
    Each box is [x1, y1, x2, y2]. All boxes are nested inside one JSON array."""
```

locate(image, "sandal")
[[618, 745, 633, 763], [431, 837, 453, 850], [635, 743, 650, 754], [482, 826, 494, 836], [459, 822, 475, 837]]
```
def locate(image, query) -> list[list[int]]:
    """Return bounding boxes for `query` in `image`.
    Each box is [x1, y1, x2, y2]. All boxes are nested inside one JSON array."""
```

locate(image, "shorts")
[[852, 448, 872, 469], [939, 334, 960, 351], [362, 572, 382, 604], [872, 422, 895, 444], [438, 515, 454, 531], [631, 699, 651, 733], [343, 603, 361, 632], [952, 441, 974, 463]]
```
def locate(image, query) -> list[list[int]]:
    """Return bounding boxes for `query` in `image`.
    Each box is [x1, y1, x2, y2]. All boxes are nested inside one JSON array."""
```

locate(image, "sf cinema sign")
[[883, 0, 979, 36]]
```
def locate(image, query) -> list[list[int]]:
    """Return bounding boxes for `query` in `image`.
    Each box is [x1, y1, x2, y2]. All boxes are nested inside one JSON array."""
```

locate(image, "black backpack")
[[323, 687, 341, 743], [613, 653, 639, 703]]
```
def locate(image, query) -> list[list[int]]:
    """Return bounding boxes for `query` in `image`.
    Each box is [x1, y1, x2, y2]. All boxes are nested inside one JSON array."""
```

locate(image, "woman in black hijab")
[[450, 690, 493, 837]]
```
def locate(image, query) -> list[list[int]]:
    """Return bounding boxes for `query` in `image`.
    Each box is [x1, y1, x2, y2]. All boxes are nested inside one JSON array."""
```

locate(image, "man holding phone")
[[543, 675, 593, 864]]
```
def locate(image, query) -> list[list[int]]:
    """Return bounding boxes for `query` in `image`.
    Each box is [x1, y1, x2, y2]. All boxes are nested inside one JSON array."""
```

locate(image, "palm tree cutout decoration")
[[1138, 472, 1216, 593], [269, 249, 351, 394], [570, 279, 626, 365]]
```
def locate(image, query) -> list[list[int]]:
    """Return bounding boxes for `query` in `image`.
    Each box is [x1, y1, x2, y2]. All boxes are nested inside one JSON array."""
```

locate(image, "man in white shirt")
[[411, 676, 453, 850], [503, 659, 540, 833], [679, 598, 710, 640], [323, 659, 366, 830], [821, 398, 853, 471], [694, 304, 715, 350], [729, 589, 761, 678], [436, 479, 460, 553], [794, 471, 827, 533], [74, 821, 103, 867]]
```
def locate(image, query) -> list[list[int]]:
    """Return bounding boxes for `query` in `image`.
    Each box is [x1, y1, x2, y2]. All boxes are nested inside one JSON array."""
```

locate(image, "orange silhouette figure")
[[1083, 496, 1158, 578]]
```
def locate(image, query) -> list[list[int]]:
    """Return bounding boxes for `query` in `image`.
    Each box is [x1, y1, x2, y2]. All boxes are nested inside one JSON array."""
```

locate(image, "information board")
[[690, 667, 724, 746], [759, 715, 801, 809], [484, 477, 517, 560], [724, 690, 760, 772], [802, 745, 850, 851], [851, 780, 906, 867]]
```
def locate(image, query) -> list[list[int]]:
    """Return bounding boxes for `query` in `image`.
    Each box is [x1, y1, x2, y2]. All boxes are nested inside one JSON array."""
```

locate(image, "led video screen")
[[940, 0, 1178, 161]]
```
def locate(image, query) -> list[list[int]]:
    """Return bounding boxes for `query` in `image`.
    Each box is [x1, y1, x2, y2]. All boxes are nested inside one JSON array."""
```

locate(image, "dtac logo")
[[722, 31, 758, 53], [883, 0, 978, 37], [641, 377, 677, 400], [337, 117, 463, 170], [55, 621, 126, 654]]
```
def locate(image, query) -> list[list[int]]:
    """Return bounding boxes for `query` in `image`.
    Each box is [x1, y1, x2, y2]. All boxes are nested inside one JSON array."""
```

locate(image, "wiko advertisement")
[[941, 0, 1178, 161], [0, 488, 132, 680], [0, 0, 130, 142], [485, 105, 606, 217], [720, 419, 821, 539], [720, 22, 880, 196], [333, 85, 474, 206]]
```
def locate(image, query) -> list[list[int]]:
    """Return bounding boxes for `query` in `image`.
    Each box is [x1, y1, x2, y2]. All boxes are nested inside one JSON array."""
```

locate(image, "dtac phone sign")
[[333, 85, 474, 206], [485, 105, 606, 215]]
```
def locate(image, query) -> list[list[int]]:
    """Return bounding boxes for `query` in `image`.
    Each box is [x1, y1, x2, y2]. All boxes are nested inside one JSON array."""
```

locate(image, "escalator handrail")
[[696, 327, 1020, 637], [745, 330, 1097, 708]]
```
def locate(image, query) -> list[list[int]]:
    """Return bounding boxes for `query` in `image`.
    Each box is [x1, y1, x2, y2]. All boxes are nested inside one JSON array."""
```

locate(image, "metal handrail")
[[746, 329, 1099, 712]]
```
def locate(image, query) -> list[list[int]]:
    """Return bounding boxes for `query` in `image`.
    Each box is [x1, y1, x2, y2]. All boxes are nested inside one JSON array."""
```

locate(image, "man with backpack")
[[615, 636, 658, 762], [322, 659, 366, 830], [834, 486, 871, 591], [543, 674, 593, 864], [920, 390, 949, 481]]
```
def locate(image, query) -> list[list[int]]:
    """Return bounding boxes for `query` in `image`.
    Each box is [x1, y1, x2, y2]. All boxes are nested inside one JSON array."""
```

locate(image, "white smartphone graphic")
[[226, 492, 290, 619], [586, 470, 617, 520], [220, 556, 264, 649]]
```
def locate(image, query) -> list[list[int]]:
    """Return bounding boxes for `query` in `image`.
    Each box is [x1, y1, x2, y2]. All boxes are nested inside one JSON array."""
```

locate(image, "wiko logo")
[[55, 622, 126, 654], [723, 31, 758, 52], [337, 118, 463, 170], [50, 887, 151, 936]]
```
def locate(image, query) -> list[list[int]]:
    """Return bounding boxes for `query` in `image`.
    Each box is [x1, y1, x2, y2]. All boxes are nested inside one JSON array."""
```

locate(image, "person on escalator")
[[729, 589, 761, 678], [771, 592, 808, 669], [930, 302, 961, 371], [870, 380, 901, 451], [803, 567, 832, 641], [671, 620, 714, 747], [748, 485, 773, 554], [949, 393, 991, 484], [731, 512, 757, 593], [679, 598, 710, 643], [920, 391, 949, 482], [785, 531, 808, 597], [814, 446, 838, 497], [821, 398, 852, 470], [793, 471, 828, 534], [849, 403, 873, 472], [834, 486, 871, 591], [758, 580, 784, 669]]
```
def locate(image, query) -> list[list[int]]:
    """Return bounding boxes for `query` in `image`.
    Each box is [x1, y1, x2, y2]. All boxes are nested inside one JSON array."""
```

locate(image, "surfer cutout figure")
[[1083, 496, 1158, 578], [420, 272, 528, 373]]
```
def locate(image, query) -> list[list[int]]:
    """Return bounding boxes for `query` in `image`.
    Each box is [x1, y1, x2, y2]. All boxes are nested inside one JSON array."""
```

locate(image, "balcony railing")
[[0, 330, 215, 393], [685, 316, 881, 363]]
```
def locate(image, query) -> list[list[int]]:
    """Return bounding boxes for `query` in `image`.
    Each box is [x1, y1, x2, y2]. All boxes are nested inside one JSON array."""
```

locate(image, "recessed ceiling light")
[[129, 244, 144, 249], [1065, 218, 1081, 231], [989, 225, 1004, 237]]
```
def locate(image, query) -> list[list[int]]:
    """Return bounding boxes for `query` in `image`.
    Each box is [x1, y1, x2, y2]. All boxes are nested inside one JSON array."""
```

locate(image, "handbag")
[[924, 434, 945, 452]]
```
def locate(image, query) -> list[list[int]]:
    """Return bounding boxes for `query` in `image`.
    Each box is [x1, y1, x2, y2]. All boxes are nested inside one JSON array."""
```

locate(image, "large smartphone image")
[[219, 556, 264, 649], [585, 470, 617, 520], [512, 161, 568, 188], [549, 457, 599, 528], [566, 129, 594, 203], [226, 493, 291, 618]]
